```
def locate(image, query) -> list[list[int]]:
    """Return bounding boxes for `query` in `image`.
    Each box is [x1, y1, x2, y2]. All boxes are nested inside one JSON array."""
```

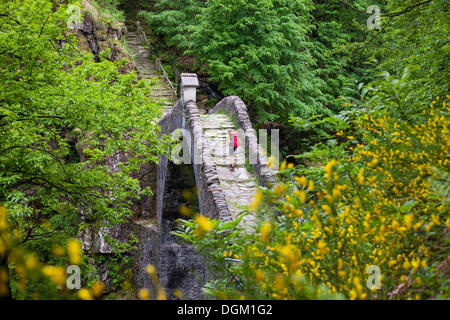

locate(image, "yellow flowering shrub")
[[0, 205, 108, 299], [1, 204, 171, 300], [176, 97, 449, 299]]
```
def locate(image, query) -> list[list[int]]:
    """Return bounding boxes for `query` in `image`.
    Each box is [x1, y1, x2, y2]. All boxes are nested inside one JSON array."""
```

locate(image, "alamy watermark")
[[170, 128, 280, 168], [366, 265, 382, 290], [367, 5, 381, 30], [66, 265, 81, 290], [66, 4, 82, 30]]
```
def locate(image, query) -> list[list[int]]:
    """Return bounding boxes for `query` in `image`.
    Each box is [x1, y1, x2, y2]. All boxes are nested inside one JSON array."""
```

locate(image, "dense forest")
[[0, 0, 448, 301]]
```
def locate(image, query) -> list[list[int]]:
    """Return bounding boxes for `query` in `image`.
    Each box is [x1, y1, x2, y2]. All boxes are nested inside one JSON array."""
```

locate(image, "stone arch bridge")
[[157, 73, 276, 233], [148, 73, 277, 300]]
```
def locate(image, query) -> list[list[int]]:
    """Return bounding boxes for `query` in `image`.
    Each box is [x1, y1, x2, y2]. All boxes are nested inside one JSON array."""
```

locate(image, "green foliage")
[[142, 0, 384, 156], [370, 0, 449, 112], [309, 0, 381, 113], [0, 0, 165, 298], [138, 0, 205, 49], [1, 0, 448, 301], [91, 0, 126, 23], [95, 253, 133, 289], [189, 0, 327, 124], [352, 0, 450, 134], [175, 213, 345, 299]]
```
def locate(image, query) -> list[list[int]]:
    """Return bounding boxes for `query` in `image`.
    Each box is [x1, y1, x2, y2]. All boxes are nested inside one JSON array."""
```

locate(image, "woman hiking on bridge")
[[228, 129, 239, 171]]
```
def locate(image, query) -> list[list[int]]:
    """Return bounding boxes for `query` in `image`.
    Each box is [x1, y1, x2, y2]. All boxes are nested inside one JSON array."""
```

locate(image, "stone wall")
[[156, 99, 185, 230], [210, 96, 276, 187]]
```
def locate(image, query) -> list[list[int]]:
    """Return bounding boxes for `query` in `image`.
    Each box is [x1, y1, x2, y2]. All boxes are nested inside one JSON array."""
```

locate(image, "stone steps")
[[125, 28, 176, 116]]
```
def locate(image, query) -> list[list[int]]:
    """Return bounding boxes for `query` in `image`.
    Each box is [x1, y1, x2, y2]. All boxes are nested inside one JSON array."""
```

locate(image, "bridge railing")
[[135, 21, 152, 56], [155, 58, 178, 101]]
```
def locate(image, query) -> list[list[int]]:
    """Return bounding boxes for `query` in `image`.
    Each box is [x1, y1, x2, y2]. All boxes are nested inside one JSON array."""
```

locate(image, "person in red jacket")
[[228, 130, 239, 171]]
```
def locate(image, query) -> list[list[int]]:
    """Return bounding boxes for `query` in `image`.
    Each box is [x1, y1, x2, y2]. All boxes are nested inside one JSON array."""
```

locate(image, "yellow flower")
[[332, 188, 341, 200], [174, 289, 183, 299], [307, 180, 315, 191], [255, 269, 265, 282], [414, 221, 424, 231], [178, 205, 191, 217], [156, 288, 167, 300], [0, 268, 8, 283], [431, 214, 440, 226], [0, 268, 8, 297], [294, 190, 306, 202], [411, 259, 420, 272], [52, 245, 65, 257], [25, 254, 39, 271], [260, 222, 272, 243], [194, 214, 214, 235], [182, 189, 193, 200], [42, 265, 66, 286], [403, 260, 411, 270], [146, 264, 156, 275], [357, 168, 364, 185], [250, 189, 263, 211], [294, 176, 307, 187], [279, 245, 296, 262], [294, 209, 304, 218], [78, 288, 93, 300], [404, 214, 414, 229], [317, 240, 329, 255], [138, 288, 150, 300], [279, 160, 287, 171], [67, 239, 82, 265], [321, 205, 332, 215], [337, 258, 344, 270], [0, 206, 8, 230], [274, 273, 286, 291], [92, 281, 104, 298], [273, 183, 287, 196], [267, 156, 276, 169], [324, 159, 338, 175]]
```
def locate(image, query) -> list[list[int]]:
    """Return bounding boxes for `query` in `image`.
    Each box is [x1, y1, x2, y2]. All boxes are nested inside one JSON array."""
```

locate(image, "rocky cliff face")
[[77, 0, 134, 72]]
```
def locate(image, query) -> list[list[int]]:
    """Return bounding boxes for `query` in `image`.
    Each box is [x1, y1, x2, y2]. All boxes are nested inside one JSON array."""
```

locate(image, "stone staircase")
[[125, 23, 176, 117]]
